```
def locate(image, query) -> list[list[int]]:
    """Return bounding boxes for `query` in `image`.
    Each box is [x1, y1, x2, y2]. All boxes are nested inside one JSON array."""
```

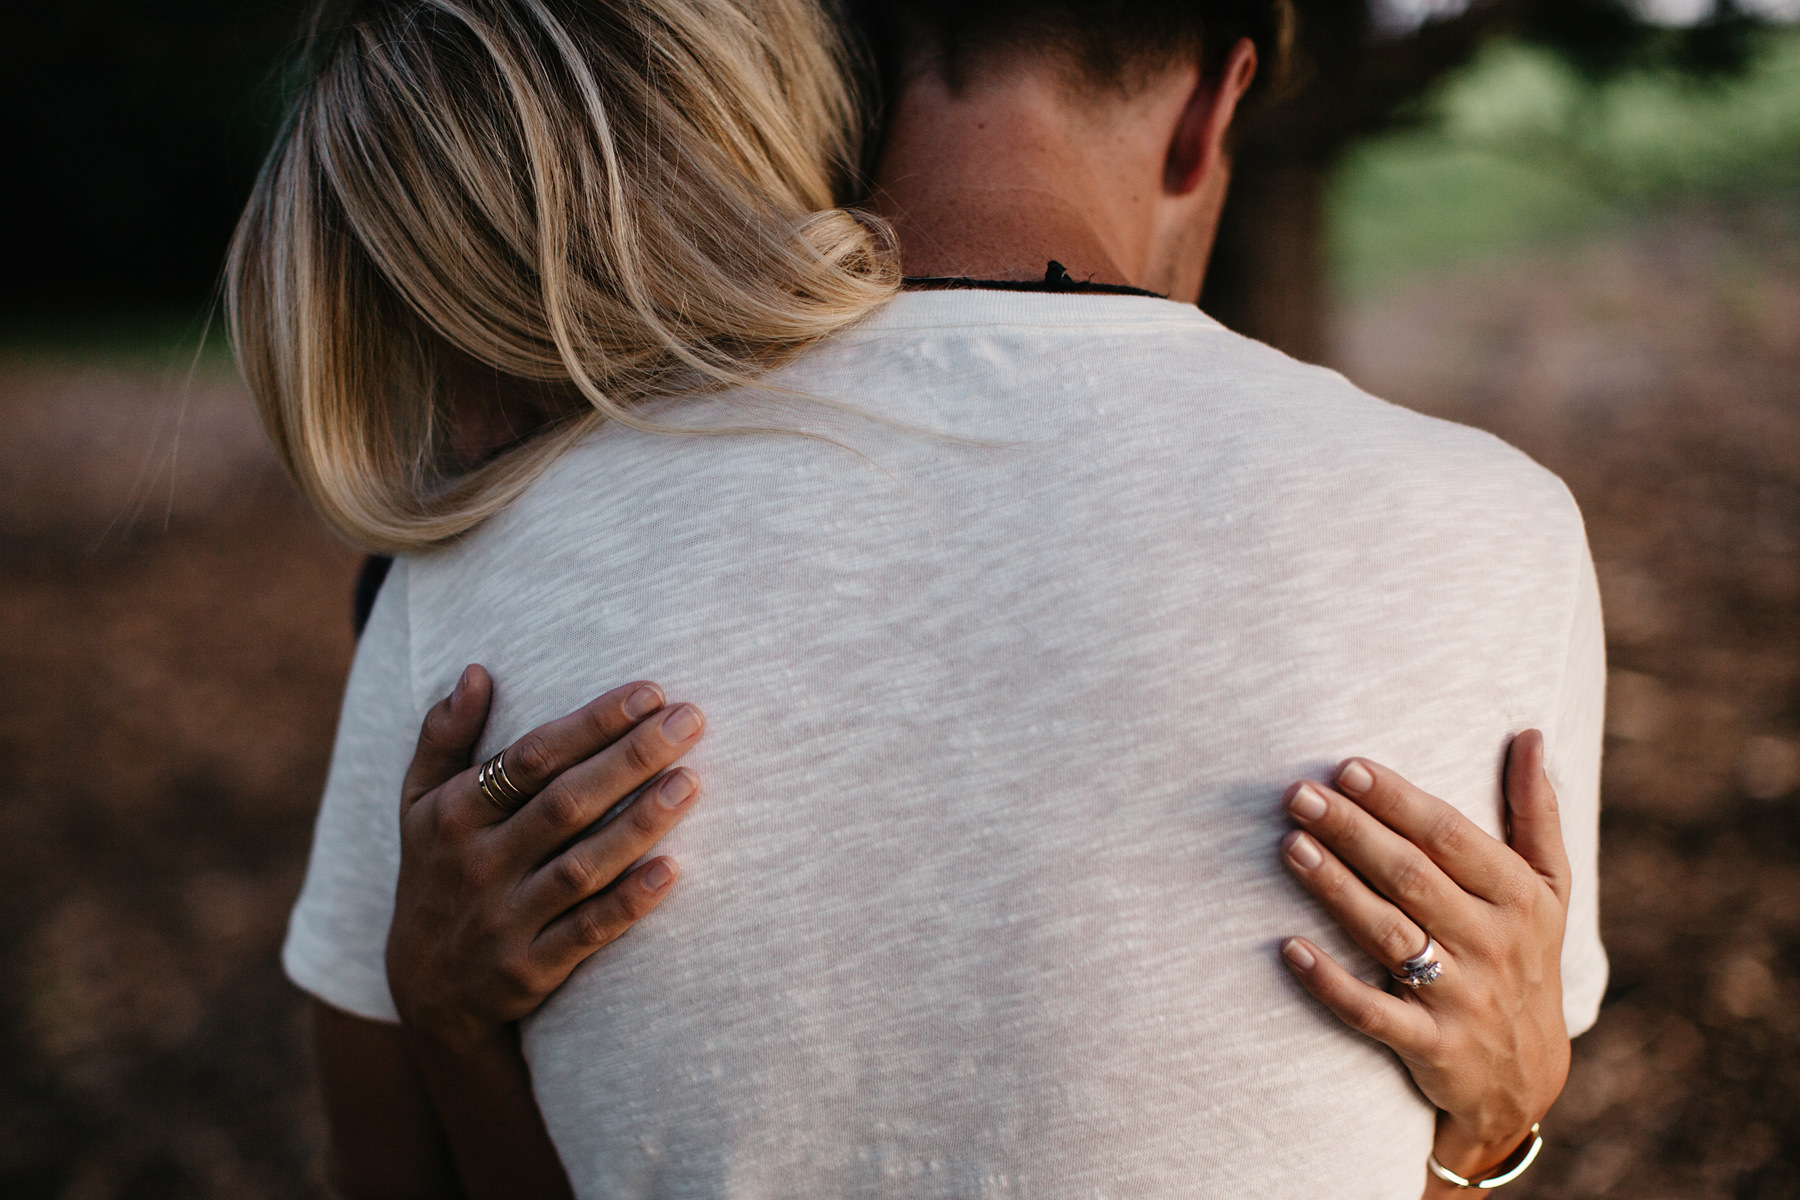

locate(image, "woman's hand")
[[317, 668, 706, 1200], [1277, 731, 1571, 1193], [387, 665, 707, 1054]]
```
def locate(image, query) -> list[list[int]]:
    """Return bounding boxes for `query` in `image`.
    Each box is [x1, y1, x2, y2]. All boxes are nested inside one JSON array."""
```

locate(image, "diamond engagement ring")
[[1392, 937, 1444, 988]]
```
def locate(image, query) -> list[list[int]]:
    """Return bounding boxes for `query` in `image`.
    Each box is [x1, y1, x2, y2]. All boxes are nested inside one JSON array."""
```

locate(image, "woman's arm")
[[313, 667, 706, 1200], [312, 1001, 579, 1200], [312, 1002, 460, 1200], [328, 666, 1577, 1199], [312, 1002, 571, 1200], [1278, 731, 1573, 1197]]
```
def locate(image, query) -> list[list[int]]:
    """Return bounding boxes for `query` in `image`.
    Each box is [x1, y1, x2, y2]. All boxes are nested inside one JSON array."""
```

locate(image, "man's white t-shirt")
[[285, 292, 1606, 1199]]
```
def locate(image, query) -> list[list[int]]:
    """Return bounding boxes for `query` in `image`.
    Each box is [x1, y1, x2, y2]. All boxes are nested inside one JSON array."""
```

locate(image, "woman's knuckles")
[[550, 852, 600, 898], [621, 725, 674, 776], [1308, 856, 1352, 902], [1346, 994, 1389, 1038], [1422, 808, 1473, 860], [495, 955, 540, 996], [572, 905, 621, 947], [509, 734, 558, 788], [1317, 804, 1368, 852], [627, 797, 669, 839], [1357, 781, 1408, 826], [577, 694, 629, 744], [1386, 857, 1437, 908], [536, 784, 590, 833], [1491, 869, 1545, 915], [1375, 915, 1422, 964], [405, 795, 456, 840]]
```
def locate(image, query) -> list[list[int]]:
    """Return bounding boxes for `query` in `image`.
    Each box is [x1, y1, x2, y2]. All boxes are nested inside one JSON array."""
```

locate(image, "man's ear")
[[1164, 38, 1258, 196]]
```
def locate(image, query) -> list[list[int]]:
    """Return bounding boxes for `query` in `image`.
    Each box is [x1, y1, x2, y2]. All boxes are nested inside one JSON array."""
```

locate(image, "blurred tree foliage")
[[0, 0, 1775, 346], [1331, 29, 1800, 294], [1203, 0, 1775, 359]]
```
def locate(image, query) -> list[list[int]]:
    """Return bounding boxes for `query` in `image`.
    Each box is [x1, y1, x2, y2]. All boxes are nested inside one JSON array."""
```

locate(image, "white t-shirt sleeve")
[[281, 559, 417, 1024], [1549, 540, 1609, 1036]]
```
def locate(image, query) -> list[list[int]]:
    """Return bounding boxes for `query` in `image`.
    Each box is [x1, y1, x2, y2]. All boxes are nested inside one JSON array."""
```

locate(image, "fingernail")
[[1283, 830, 1324, 870], [624, 684, 663, 721], [1338, 760, 1374, 795], [641, 859, 676, 891], [661, 704, 703, 742], [1282, 938, 1317, 971], [1288, 783, 1328, 822], [657, 769, 698, 810]]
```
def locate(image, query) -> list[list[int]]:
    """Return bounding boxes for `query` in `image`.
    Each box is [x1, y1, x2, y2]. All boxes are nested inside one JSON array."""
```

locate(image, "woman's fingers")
[[500, 702, 707, 859], [1285, 781, 1470, 933], [1280, 937, 1435, 1055], [520, 767, 701, 922], [1502, 730, 1572, 906], [402, 665, 494, 812], [1281, 745, 1574, 1150], [455, 680, 669, 828], [532, 856, 680, 977], [1281, 829, 1431, 974], [1332, 758, 1519, 905], [387, 681, 701, 1039]]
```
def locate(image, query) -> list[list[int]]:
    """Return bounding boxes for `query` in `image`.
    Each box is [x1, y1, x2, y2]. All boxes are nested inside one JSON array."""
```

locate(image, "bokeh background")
[[3, 1, 1799, 1196]]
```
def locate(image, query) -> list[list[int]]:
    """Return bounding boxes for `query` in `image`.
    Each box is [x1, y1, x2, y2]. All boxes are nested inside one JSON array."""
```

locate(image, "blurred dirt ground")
[[2, 202, 1797, 1199]]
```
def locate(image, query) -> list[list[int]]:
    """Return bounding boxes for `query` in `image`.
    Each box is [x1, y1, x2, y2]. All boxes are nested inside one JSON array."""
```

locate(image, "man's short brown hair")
[[839, 0, 1294, 99]]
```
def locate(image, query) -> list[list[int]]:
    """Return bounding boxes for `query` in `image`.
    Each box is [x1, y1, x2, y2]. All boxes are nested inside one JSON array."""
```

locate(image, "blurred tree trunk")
[[1193, 1, 1507, 361], [1197, 0, 1706, 361], [1201, 160, 1332, 364]]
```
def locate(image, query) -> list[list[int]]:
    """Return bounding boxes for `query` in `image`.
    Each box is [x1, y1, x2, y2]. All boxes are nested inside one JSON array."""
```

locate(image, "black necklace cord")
[[902, 260, 1167, 300]]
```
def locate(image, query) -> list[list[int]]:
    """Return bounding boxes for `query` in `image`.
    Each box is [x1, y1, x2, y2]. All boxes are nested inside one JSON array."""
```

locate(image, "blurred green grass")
[[0, 308, 236, 372], [1330, 26, 1800, 296]]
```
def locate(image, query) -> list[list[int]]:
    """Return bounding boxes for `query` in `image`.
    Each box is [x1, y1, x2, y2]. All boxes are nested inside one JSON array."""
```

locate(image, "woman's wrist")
[[1430, 1112, 1538, 1184], [394, 992, 512, 1060], [400, 1020, 576, 1200]]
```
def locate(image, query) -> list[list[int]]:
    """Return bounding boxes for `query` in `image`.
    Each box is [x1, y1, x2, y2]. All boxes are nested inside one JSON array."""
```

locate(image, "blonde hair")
[[226, 0, 900, 552]]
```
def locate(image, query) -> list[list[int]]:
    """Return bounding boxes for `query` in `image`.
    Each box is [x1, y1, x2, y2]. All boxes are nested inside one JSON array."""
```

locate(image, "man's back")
[[288, 291, 1605, 1197]]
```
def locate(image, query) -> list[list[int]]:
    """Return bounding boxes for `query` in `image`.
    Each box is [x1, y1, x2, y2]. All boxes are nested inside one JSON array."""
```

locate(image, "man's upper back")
[[289, 291, 1605, 1198]]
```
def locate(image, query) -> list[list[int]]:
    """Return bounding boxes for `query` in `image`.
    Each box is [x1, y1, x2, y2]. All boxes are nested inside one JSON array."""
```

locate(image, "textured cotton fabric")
[[285, 291, 1606, 1199]]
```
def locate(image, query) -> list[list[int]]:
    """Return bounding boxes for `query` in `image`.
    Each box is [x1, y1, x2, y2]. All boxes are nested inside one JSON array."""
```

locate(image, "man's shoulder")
[[802, 295, 1586, 542], [455, 299, 1586, 566], [1102, 318, 1582, 527]]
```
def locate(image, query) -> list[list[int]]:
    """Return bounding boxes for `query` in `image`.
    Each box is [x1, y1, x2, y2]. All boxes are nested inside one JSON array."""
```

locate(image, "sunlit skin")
[[867, 42, 1258, 301]]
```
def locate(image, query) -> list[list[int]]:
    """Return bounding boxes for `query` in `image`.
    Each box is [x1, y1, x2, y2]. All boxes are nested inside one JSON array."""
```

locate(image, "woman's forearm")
[[311, 1001, 460, 1200], [374, 670, 703, 1200], [405, 1025, 573, 1200]]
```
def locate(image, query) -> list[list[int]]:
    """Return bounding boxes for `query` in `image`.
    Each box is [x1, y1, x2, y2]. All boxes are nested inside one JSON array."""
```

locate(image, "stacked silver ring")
[[1392, 938, 1444, 988], [477, 751, 530, 814]]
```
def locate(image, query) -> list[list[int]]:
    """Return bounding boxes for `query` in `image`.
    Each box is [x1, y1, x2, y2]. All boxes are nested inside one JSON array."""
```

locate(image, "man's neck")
[[866, 67, 1162, 291]]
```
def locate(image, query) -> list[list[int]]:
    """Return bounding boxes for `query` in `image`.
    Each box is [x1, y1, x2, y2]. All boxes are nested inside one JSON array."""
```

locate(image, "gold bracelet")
[[1427, 1125, 1544, 1190]]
